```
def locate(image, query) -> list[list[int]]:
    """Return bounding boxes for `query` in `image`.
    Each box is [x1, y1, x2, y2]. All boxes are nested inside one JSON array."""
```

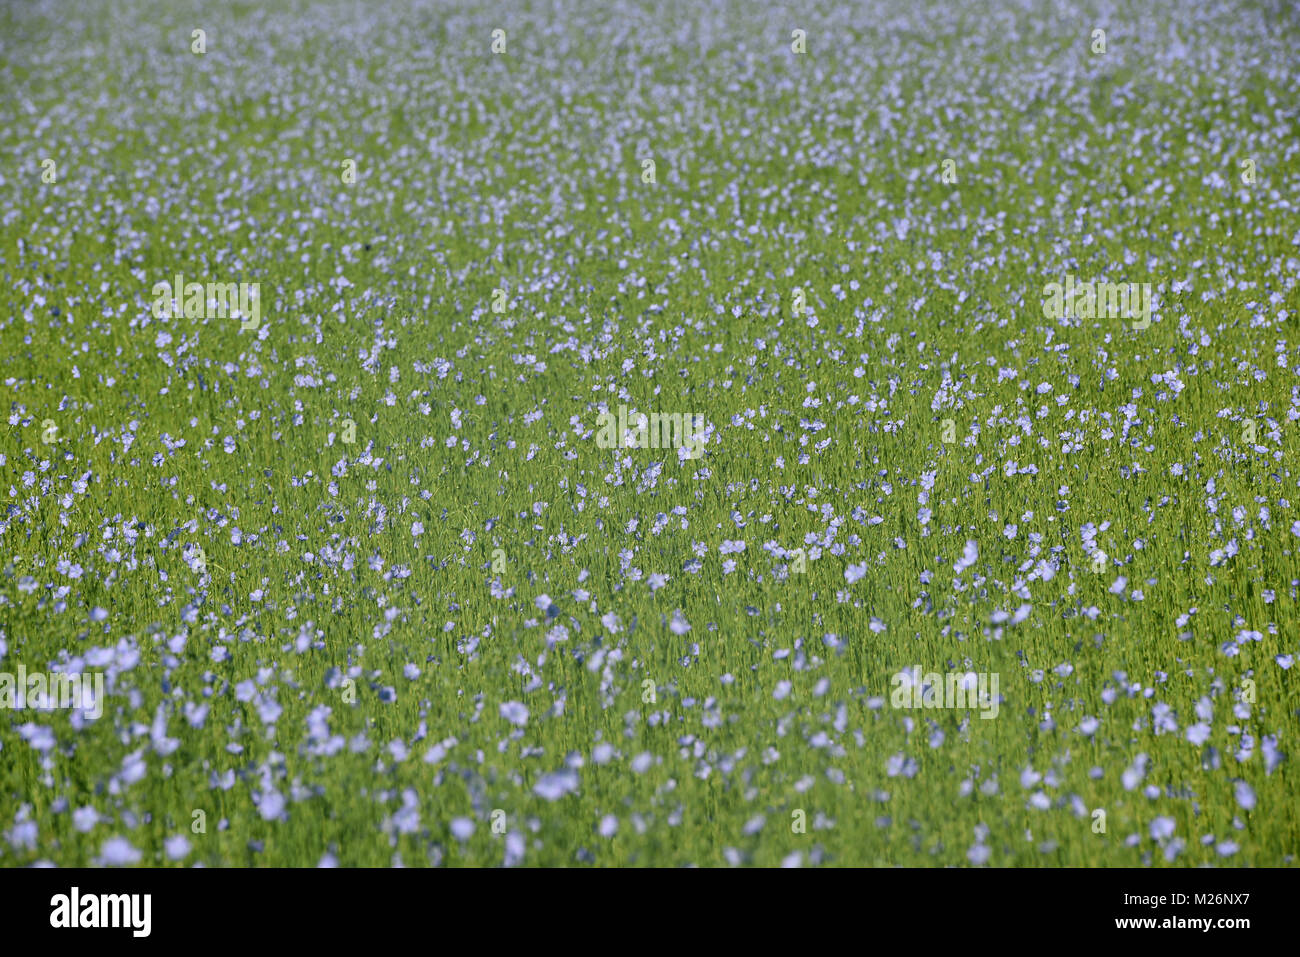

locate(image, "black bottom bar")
[[0, 866, 1285, 944]]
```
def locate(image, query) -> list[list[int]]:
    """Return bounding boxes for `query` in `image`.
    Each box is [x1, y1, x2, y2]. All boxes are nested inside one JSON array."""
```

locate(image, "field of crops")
[[1, 0, 1297, 867]]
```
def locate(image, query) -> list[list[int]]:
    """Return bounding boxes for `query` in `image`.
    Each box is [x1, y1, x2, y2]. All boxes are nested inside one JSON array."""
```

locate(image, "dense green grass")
[[0, 0, 1297, 866]]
